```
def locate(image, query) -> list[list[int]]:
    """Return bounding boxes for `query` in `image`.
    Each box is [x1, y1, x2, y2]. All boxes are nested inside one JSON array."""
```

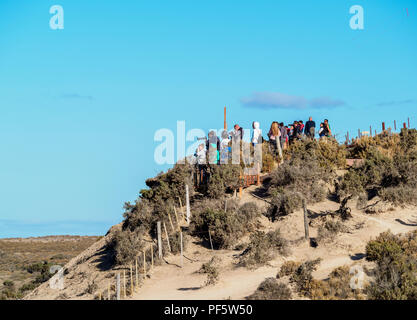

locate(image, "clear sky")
[[0, 0, 416, 238]]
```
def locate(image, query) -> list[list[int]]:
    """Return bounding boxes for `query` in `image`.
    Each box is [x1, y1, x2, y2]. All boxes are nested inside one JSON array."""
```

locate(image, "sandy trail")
[[129, 194, 417, 300]]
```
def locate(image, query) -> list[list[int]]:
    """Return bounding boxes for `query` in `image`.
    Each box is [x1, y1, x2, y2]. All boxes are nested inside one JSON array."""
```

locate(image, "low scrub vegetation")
[[238, 230, 289, 268], [190, 200, 261, 249], [365, 230, 417, 300], [247, 278, 292, 300], [338, 129, 417, 207]]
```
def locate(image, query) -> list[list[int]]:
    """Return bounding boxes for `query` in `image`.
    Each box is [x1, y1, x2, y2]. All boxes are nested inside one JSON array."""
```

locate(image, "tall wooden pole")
[[382, 122, 386, 132], [408, 117, 410, 129], [224, 106, 227, 130]]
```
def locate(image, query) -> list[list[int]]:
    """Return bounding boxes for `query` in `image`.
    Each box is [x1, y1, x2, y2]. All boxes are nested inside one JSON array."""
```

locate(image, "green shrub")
[[206, 164, 242, 199], [238, 230, 289, 268], [247, 278, 292, 300], [190, 200, 260, 249], [366, 230, 417, 300]]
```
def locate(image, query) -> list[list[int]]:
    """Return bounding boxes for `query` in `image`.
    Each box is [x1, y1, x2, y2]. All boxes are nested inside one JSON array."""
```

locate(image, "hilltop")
[[23, 129, 417, 300]]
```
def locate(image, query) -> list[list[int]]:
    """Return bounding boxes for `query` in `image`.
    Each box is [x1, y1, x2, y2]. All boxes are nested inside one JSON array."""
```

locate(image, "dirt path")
[[130, 197, 417, 300]]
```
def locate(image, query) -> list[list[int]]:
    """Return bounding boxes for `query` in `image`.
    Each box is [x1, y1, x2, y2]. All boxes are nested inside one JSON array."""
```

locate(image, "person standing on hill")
[[305, 117, 316, 139], [267, 121, 280, 153], [251, 121, 262, 146], [323, 119, 332, 137], [279, 123, 287, 149]]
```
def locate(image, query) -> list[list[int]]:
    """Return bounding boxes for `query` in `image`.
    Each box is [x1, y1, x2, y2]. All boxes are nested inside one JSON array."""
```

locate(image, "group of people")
[[267, 117, 332, 150], [194, 117, 333, 180]]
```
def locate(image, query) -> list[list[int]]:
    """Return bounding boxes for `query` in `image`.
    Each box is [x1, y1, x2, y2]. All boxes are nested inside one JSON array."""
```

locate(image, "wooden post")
[[173, 207, 180, 231], [224, 106, 227, 130], [180, 231, 184, 268], [130, 264, 133, 295], [208, 228, 214, 251], [303, 199, 309, 240], [370, 126, 372, 137], [375, 129, 377, 136], [404, 122, 407, 129], [150, 243, 154, 269], [135, 258, 138, 290], [408, 117, 410, 128], [167, 212, 175, 232], [382, 122, 386, 132], [157, 221, 162, 259], [116, 273, 120, 301], [163, 222, 172, 253], [143, 250, 146, 279], [358, 129, 361, 138], [123, 269, 126, 298], [108, 281, 111, 300], [394, 120, 397, 131], [185, 184, 191, 224], [178, 197, 183, 214]]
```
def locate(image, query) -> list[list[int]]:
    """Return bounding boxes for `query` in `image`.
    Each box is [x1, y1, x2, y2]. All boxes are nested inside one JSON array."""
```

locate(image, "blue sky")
[[0, 0, 416, 238]]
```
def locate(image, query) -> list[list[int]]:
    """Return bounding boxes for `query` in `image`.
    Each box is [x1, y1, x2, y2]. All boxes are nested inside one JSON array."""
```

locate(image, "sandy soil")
[[24, 186, 417, 300]]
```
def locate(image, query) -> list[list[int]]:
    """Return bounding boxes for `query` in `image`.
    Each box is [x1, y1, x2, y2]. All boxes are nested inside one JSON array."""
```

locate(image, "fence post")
[[408, 117, 410, 128], [163, 222, 172, 253], [116, 273, 120, 301], [180, 231, 184, 268], [135, 257, 138, 291], [150, 243, 154, 269], [185, 184, 191, 224], [123, 269, 126, 298], [208, 228, 214, 251], [157, 221, 162, 259], [382, 122, 385, 132], [130, 264, 133, 295], [370, 126, 372, 137], [358, 129, 361, 138], [394, 120, 397, 131], [143, 250, 147, 279], [167, 212, 175, 232], [173, 207, 180, 231], [303, 199, 309, 240], [404, 122, 407, 129]]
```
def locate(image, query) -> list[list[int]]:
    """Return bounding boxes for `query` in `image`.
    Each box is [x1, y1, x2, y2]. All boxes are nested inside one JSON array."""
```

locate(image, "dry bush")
[[106, 229, 146, 265], [289, 258, 322, 297], [238, 230, 289, 268], [339, 129, 417, 207], [265, 161, 327, 221], [277, 261, 301, 278], [247, 278, 292, 300], [286, 138, 346, 170], [190, 200, 260, 249], [316, 220, 346, 244], [365, 230, 417, 299], [198, 256, 221, 286]]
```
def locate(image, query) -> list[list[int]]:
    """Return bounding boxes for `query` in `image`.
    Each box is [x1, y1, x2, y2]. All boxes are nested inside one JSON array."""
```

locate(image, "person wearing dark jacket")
[[304, 117, 316, 139]]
